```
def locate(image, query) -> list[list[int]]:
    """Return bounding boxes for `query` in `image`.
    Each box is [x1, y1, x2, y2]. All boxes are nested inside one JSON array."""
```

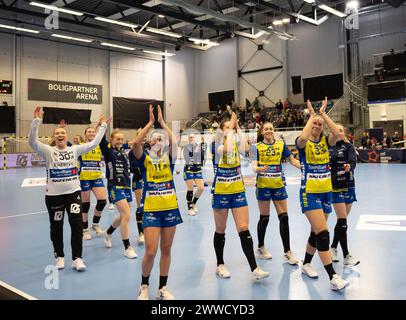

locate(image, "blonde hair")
[[110, 130, 123, 140]]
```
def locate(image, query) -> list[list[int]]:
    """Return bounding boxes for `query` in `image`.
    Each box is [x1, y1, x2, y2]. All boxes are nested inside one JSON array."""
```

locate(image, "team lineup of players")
[[28, 98, 359, 300]]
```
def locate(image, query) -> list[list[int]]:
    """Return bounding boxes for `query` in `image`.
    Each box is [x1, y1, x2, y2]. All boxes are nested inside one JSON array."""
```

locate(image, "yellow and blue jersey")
[[296, 135, 332, 194], [79, 145, 103, 181], [254, 140, 291, 189], [137, 151, 179, 212], [212, 143, 245, 195]]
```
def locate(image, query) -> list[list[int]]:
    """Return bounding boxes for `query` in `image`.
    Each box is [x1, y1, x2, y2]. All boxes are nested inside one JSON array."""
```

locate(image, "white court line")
[[0, 280, 37, 300], [0, 210, 47, 220]]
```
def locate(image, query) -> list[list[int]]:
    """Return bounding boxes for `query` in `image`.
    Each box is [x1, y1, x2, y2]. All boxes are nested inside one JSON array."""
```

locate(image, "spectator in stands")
[[361, 132, 369, 148], [392, 131, 401, 148], [276, 99, 283, 115], [383, 131, 392, 148], [216, 105, 223, 119], [348, 131, 354, 144], [296, 112, 304, 127], [247, 120, 255, 130], [283, 98, 290, 110], [370, 137, 378, 149]]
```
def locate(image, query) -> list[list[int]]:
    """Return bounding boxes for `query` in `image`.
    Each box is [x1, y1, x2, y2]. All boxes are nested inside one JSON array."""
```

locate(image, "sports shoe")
[[55, 257, 64, 270], [284, 251, 299, 265], [301, 263, 319, 279], [252, 267, 269, 280], [137, 285, 149, 300], [188, 208, 197, 216], [344, 254, 360, 267], [331, 247, 339, 262], [156, 286, 174, 300], [192, 204, 199, 213], [216, 264, 231, 278], [124, 246, 137, 259], [83, 229, 92, 240], [330, 274, 349, 291], [256, 246, 272, 260], [92, 224, 103, 236], [137, 233, 145, 245], [72, 258, 87, 271], [108, 203, 114, 210], [102, 230, 112, 248]]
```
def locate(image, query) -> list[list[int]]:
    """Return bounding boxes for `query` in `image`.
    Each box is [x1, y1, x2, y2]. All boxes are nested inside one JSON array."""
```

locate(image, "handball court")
[[0, 162, 405, 300]]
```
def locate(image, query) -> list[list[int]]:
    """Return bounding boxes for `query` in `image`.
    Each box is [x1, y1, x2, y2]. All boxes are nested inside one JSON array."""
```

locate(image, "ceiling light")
[[273, 20, 283, 26], [318, 4, 346, 18], [233, 30, 266, 39], [146, 27, 182, 38], [30, 1, 83, 16], [100, 42, 135, 50], [277, 35, 290, 40], [346, 1, 359, 9], [303, 0, 315, 2], [158, 15, 165, 18], [142, 0, 163, 7], [95, 16, 138, 29], [293, 13, 329, 25], [189, 38, 219, 46], [144, 50, 175, 56], [282, 18, 290, 23], [0, 23, 39, 33], [51, 34, 93, 43]]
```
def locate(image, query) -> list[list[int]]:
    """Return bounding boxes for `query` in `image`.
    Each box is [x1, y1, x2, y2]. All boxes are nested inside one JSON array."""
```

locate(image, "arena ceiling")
[[0, 0, 399, 56]]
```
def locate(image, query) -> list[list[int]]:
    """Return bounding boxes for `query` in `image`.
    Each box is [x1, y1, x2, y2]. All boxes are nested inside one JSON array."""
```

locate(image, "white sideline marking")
[[0, 211, 47, 220]]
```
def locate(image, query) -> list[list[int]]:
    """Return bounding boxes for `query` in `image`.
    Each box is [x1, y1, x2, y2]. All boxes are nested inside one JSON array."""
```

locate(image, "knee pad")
[[336, 218, 348, 231], [95, 200, 107, 212], [82, 202, 90, 214], [308, 232, 316, 248], [316, 230, 330, 252], [238, 230, 251, 239]]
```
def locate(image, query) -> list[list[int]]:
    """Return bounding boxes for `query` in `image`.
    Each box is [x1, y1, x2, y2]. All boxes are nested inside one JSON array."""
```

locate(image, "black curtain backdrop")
[[208, 90, 235, 111], [113, 98, 164, 129], [303, 73, 343, 102], [0, 106, 15, 133], [43, 107, 91, 124], [368, 81, 406, 102], [291, 76, 302, 94]]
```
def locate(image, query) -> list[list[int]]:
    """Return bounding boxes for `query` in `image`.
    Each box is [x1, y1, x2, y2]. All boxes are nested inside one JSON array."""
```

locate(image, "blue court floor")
[[1, 162, 406, 300]]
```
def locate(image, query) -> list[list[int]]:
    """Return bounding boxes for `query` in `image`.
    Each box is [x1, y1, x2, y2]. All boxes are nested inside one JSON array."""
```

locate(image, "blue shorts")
[[212, 192, 248, 209], [332, 188, 357, 204], [183, 171, 203, 181], [109, 187, 133, 204], [132, 178, 144, 191], [256, 187, 288, 201], [143, 209, 183, 228], [80, 178, 105, 192], [300, 192, 332, 214]]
